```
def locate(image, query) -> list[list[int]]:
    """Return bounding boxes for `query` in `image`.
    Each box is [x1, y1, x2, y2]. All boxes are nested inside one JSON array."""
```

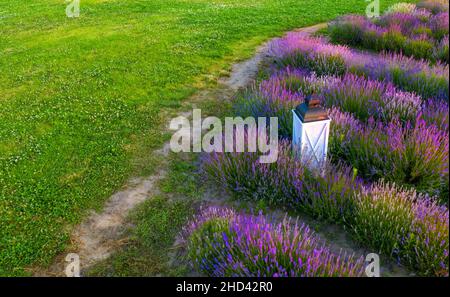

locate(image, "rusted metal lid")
[[294, 95, 329, 123]]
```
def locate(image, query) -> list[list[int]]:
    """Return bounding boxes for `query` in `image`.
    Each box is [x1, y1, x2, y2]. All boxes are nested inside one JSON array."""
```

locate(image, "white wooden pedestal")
[[292, 110, 330, 170]]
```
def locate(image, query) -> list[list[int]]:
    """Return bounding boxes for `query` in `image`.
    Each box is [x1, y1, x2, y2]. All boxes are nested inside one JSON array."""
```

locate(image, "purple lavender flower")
[[185, 207, 365, 277]]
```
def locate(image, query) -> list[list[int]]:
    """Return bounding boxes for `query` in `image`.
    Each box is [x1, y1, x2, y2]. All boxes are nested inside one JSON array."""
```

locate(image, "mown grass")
[[0, 0, 410, 275]]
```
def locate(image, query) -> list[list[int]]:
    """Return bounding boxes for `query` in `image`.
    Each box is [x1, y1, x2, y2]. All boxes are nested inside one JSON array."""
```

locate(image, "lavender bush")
[[183, 207, 365, 277], [201, 140, 361, 222], [269, 34, 449, 100], [351, 182, 449, 276], [329, 108, 449, 196], [433, 35, 449, 63]]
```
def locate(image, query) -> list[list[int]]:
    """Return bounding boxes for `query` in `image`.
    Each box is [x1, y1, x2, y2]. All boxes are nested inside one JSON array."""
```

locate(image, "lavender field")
[[184, 1, 449, 277], [5, 0, 446, 281]]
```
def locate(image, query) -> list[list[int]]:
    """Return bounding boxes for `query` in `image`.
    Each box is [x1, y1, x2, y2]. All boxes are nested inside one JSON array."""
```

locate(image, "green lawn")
[[0, 0, 409, 276]]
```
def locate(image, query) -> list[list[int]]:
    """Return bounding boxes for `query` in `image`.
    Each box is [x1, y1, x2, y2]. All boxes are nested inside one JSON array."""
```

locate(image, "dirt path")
[[32, 170, 168, 276], [33, 22, 410, 277]]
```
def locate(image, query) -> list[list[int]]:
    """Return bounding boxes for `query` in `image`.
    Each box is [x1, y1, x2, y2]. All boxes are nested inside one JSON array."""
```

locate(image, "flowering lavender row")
[[416, 0, 450, 15], [200, 144, 449, 276], [232, 70, 449, 197], [234, 67, 449, 133], [201, 141, 360, 221], [183, 207, 365, 277], [329, 107, 449, 198], [269, 34, 449, 100], [377, 8, 448, 39], [328, 11, 449, 63]]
